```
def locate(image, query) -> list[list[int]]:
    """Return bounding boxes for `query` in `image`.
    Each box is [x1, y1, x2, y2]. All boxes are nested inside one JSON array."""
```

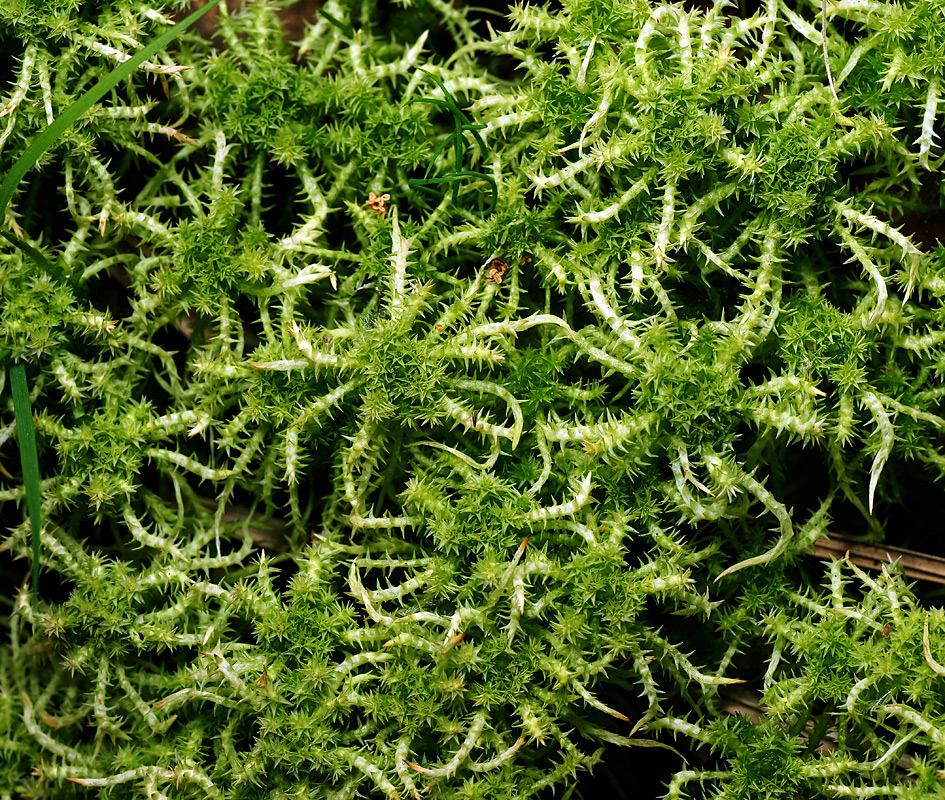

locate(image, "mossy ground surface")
[[2, 0, 945, 798]]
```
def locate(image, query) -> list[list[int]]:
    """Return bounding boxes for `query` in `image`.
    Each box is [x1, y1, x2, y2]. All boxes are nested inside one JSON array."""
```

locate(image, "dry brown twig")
[[809, 534, 945, 585]]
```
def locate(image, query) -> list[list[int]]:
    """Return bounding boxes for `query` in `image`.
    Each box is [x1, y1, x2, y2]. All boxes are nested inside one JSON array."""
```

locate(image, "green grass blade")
[[9, 364, 41, 614], [0, 0, 223, 228], [0, 229, 60, 281], [316, 7, 355, 38]]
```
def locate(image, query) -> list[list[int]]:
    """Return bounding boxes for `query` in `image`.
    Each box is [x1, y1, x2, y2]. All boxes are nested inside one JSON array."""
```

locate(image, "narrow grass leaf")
[[9, 364, 41, 612], [0, 0, 224, 233]]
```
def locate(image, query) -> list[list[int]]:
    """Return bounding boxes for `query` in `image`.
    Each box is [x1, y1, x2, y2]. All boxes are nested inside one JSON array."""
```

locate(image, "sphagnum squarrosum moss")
[[1, 0, 944, 798]]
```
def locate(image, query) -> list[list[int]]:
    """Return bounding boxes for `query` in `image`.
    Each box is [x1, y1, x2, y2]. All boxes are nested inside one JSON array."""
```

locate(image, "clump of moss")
[[2, 1, 945, 798]]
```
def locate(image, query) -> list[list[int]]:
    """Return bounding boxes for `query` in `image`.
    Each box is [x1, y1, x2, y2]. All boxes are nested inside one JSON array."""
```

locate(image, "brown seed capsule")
[[486, 258, 509, 284], [366, 192, 391, 215]]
